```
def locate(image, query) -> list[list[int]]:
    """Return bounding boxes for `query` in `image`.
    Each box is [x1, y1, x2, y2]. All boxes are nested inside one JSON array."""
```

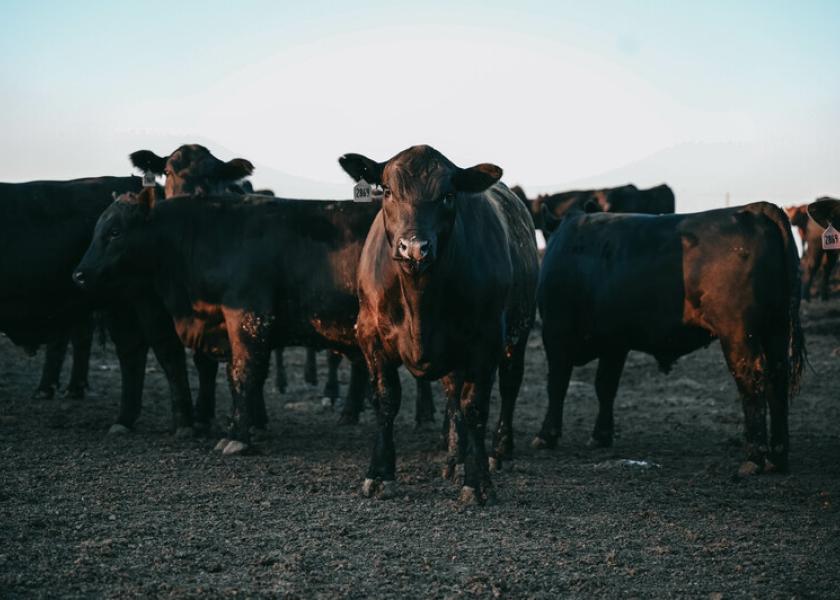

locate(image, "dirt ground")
[[1, 300, 839, 599]]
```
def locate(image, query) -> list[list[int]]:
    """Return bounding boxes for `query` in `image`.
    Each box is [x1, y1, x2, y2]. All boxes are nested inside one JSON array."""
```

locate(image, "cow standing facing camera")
[[340, 145, 539, 505]]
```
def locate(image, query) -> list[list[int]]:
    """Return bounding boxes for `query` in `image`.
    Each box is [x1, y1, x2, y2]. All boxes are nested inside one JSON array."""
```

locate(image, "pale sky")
[[1, 1, 838, 209]]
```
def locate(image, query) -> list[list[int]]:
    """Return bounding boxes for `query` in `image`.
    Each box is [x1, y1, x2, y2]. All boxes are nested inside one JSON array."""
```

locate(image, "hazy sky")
[[1, 1, 838, 205]]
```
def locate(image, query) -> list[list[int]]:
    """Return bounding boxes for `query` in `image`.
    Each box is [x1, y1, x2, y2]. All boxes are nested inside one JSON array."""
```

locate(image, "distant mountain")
[[521, 139, 840, 213]]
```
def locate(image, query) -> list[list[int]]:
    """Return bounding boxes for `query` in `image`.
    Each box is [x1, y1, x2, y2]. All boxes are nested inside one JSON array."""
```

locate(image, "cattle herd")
[[2, 142, 836, 505]]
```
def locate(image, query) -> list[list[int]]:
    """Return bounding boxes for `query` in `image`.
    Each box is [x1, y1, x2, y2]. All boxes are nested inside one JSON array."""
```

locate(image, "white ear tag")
[[823, 224, 840, 250], [142, 171, 156, 188], [353, 178, 371, 202]]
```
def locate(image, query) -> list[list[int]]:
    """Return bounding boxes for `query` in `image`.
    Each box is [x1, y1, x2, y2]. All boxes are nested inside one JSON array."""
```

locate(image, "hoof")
[[488, 457, 501, 473], [214, 438, 230, 451], [531, 436, 555, 450], [587, 435, 612, 449], [737, 460, 762, 478], [31, 387, 56, 401], [63, 386, 86, 400], [320, 397, 333, 410], [361, 478, 377, 498], [174, 426, 194, 439], [108, 423, 131, 435], [380, 480, 399, 500], [222, 440, 249, 456], [442, 463, 464, 484], [458, 486, 480, 505], [459, 484, 496, 506]]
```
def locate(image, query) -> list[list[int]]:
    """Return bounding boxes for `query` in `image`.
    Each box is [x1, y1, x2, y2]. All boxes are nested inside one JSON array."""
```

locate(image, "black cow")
[[0, 176, 195, 434], [535, 202, 804, 476], [74, 189, 436, 454], [523, 183, 675, 232], [786, 202, 839, 301], [339, 145, 539, 504], [130, 145, 393, 422]]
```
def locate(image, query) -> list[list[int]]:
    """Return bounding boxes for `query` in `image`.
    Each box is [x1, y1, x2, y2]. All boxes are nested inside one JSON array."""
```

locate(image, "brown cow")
[[340, 145, 539, 504], [786, 202, 839, 301]]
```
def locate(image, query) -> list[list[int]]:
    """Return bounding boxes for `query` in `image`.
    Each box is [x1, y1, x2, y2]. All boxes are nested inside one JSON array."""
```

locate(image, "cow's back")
[[540, 203, 795, 364]]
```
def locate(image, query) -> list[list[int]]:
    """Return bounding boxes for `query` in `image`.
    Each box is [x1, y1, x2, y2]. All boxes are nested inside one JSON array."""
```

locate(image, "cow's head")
[[73, 188, 157, 292], [785, 204, 810, 230], [339, 145, 502, 275], [807, 198, 840, 230], [130, 144, 253, 198]]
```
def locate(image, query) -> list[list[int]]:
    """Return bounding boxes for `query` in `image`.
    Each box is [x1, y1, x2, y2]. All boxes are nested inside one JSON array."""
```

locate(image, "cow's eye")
[[109, 227, 121, 239], [442, 192, 455, 209]]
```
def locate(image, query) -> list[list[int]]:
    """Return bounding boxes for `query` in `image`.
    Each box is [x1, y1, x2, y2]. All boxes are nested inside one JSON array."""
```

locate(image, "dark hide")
[[341, 145, 539, 504], [536, 202, 804, 475]]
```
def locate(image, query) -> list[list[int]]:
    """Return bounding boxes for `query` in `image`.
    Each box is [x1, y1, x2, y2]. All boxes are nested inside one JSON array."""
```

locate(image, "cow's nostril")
[[398, 239, 410, 258], [72, 271, 85, 287]]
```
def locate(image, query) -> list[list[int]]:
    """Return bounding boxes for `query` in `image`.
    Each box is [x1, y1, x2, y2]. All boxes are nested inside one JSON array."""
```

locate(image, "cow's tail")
[[754, 202, 805, 396]]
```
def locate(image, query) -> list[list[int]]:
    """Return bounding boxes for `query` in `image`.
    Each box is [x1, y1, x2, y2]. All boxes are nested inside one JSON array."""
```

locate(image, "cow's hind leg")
[[721, 337, 769, 476], [765, 333, 791, 472], [33, 335, 69, 400], [533, 335, 573, 449], [305, 347, 318, 386], [414, 379, 434, 429], [491, 337, 528, 467], [338, 359, 368, 425], [322, 351, 341, 407], [193, 351, 218, 434], [589, 350, 628, 448], [273, 349, 287, 394], [65, 315, 94, 399]]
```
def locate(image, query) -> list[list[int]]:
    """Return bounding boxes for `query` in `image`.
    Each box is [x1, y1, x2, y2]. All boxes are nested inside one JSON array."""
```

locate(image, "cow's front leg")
[[65, 314, 94, 399], [440, 372, 465, 482], [218, 308, 274, 455], [135, 299, 194, 437], [459, 367, 496, 506], [362, 359, 402, 499]]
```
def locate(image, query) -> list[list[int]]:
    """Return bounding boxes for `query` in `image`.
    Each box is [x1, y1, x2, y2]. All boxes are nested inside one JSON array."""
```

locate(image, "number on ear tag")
[[354, 179, 371, 202], [142, 171, 156, 188], [823, 224, 840, 250]]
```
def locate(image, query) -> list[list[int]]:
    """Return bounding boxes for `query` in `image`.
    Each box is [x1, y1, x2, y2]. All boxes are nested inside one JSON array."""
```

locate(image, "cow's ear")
[[453, 163, 502, 194], [137, 186, 156, 212], [583, 198, 603, 213], [129, 150, 167, 175], [338, 153, 384, 184], [215, 158, 254, 182], [807, 199, 840, 229]]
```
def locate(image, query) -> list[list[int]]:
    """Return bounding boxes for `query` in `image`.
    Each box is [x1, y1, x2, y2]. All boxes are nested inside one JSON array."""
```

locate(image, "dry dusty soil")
[[1, 302, 839, 598]]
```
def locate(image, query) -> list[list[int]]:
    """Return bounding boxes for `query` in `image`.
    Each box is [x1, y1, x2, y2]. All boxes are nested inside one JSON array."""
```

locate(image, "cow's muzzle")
[[397, 237, 430, 262]]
